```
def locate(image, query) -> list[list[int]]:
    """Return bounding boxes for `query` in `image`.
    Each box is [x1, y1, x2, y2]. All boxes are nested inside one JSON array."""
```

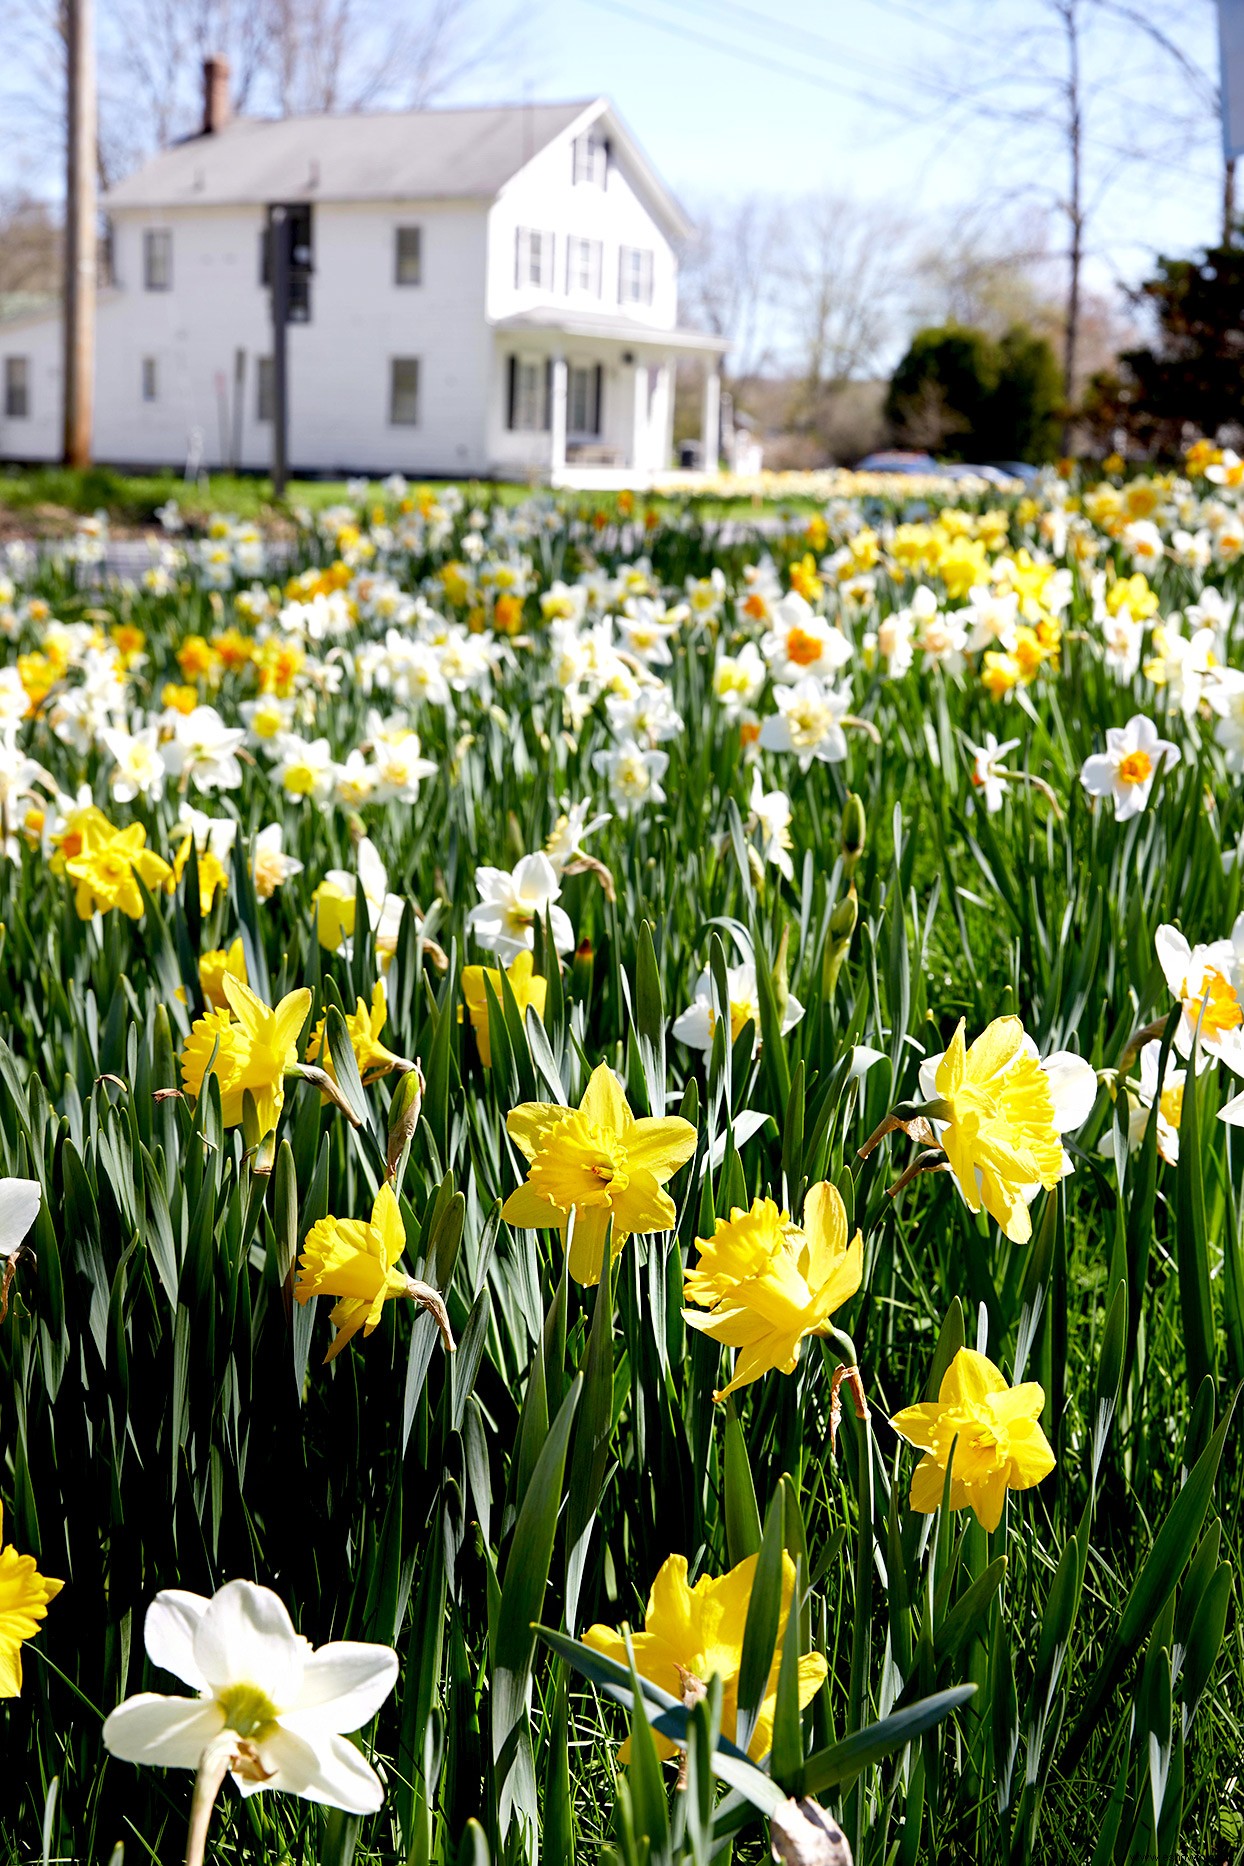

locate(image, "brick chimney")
[[202, 57, 231, 135]]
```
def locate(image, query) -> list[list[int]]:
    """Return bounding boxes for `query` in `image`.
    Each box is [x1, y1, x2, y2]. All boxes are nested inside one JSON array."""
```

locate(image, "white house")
[[0, 82, 727, 487]]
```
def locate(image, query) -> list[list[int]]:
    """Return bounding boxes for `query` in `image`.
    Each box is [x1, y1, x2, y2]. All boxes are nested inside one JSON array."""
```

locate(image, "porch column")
[[550, 353, 568, 480], [632, 361, 647, 470], [700, 362, 721, 474]]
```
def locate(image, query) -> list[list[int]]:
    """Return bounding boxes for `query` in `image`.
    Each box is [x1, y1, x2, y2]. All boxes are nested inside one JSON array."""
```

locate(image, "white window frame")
[[390, 356, 420, 426], [515, 227, 555, 290], [3, 357, 30, 419], [618, 245, 654, 306], [565, 235, 603, 297], [572, 133, 608, 186], [143, 227, 172, 291], [395, 225, 422, 286]]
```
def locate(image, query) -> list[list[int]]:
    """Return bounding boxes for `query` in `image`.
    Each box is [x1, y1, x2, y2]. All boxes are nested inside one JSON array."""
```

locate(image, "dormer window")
[[572, 133, 608, 186]]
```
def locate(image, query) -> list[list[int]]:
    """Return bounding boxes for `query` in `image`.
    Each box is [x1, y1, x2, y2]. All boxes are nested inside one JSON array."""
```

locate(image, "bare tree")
[[781, 191, 910, 395], [2, 0, 527, 192], [678, 195, 782, 380]]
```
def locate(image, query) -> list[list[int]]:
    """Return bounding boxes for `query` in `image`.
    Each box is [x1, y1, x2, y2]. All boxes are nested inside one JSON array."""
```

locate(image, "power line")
[[620, 0, 1223, 184]]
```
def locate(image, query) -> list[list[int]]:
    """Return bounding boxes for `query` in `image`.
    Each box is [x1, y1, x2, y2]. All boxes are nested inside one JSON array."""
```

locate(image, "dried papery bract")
[[828, 1363, 870, 1458], [771, 1797, 854, 1866]]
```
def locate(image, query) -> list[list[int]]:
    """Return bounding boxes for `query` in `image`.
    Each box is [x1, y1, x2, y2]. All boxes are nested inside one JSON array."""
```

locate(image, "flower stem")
[[185, 1733, 239, 1866]]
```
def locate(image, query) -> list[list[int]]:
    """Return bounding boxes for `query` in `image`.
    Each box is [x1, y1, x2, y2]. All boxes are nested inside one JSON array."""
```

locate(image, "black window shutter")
[[544, 357, 553, 431], [592, 363, 602, 436], [506, 355, 517, 430]]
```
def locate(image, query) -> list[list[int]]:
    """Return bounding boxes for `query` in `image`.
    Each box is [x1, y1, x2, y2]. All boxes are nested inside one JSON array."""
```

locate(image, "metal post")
[[63, 0, 97, 467], [270, 206, 289, 496]]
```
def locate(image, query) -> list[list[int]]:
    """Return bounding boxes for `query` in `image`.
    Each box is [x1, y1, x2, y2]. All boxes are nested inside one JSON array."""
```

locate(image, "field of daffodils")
[[0, 455, 1242, 1865]]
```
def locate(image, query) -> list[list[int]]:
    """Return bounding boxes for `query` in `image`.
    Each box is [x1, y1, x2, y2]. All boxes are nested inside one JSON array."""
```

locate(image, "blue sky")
[[461, 0, 1226, 303]]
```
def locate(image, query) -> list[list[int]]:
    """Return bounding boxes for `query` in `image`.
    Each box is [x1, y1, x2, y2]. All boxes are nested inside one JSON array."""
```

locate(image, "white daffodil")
[[1100, 1041, 1183, 1165], [1154, 918, 1244, 1074], [759, 678, 851, 771], [760, 592, 852, 683], [616, 597, 687, 666], [1099, 611, 1143, 683], [748, 769, 795, 882], [0, 1178, 41, 1260], [99, 723, 167, 804], [271, 734, 336, 804], [964, 585, 1020, 653], [176, 804, 238, 863], [368, 731, 437, 805], [591, 739, 668, 818], [1079, 715, 1179, 821], [1122, 519, 1164, 570], [712, 642, 766, 715], [1206, 667, 1244, 773], [1143, 620, 1218, 720], [966, 733, 1019, 814], [162, 707, 246, 794], [252, 824, 303, 901], [102, 1579, 397, 1814], [544, 800, 611, 873], [466, 853, 574, 962], [672, 961, 804, 1052]]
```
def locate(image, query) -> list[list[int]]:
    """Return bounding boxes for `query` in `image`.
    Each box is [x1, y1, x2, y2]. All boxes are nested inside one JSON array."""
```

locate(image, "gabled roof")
[[102, 100, 594, 211]]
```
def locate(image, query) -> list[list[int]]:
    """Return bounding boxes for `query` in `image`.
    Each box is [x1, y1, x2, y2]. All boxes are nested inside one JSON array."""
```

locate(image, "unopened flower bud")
[[841, 792, 866, 875], [386, 1062, 425, 1182]]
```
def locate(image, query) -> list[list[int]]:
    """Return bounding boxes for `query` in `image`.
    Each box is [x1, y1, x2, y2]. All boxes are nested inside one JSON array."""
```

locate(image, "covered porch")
[[488, 309, 728, 489]]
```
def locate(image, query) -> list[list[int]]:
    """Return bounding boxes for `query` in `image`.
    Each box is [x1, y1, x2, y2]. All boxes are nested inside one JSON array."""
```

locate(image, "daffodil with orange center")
[[891, 1347, 1055, 1532], [461, 952, 548, 1067], [502, 1063, 696, 1285], [295, 1182, 454, 1363], [584, 1551, 826, 1762], [0, 1502, 62, 1698], [683, 1183, 862, 1400]]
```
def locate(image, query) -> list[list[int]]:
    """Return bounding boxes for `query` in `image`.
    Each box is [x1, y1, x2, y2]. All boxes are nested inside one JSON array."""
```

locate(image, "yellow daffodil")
[[313, 877, 357, 953], [0, 1502, 62, 1697], [584, 1551, 826, 1762], [921, 1015, 1097, 1243], [890, 1346, 1055, 1532], [180, 976, 311, 1137], [461, 951, 548, 1067], [171, 834, 229, 913], [63, 817, 172, 920], [296, 1181, 454, 1362], [306, 979, 410, 1087], [501, 1062, 696, 1285], [199, 938, 247, 1010], [683, 1184, 862, 1401]]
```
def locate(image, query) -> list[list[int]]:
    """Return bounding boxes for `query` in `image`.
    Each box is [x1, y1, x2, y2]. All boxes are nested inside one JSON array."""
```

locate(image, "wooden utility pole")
[[62, 0, 97, 467]]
